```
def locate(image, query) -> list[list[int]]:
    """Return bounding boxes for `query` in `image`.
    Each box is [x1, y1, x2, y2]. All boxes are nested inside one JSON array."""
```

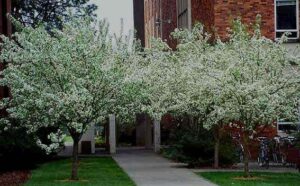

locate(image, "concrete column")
[[109, 114, 116, 154], [153, 119, 161, 153]]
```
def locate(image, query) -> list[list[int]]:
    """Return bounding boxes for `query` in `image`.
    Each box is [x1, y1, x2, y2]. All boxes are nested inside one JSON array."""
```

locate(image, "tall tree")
[[12, 0, 97, 29]]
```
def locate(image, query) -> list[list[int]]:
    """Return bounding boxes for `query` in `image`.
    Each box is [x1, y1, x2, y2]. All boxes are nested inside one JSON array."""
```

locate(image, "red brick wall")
[[190, 0, 275, 40], [191, 0, 215, 34], [145, 0, 278, 46], [213, 0, 275, 40]]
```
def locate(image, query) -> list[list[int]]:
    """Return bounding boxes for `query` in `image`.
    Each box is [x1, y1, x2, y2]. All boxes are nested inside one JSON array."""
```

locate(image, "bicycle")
[[232, 134, 251, 163], [279, 136, 296, 166], [257, 137, 270, 169]]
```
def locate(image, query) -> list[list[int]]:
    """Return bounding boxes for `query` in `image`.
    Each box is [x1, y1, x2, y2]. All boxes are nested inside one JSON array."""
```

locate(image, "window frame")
[[274, 0, 299, 39]]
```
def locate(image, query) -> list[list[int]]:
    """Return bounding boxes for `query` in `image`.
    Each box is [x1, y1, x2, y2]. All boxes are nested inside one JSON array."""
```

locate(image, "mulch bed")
[[0, 170, 30, 186]]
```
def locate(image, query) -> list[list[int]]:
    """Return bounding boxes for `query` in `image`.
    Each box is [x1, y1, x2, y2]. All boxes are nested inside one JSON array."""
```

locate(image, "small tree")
[[0, 17, 139, 180], [172, 17, 300, 173], [129, 38, 181, 120], [171, 24, 234, 169], [135, 26, 233, 168], [140, 17, 300, 175], [209, 17, 300, 176]]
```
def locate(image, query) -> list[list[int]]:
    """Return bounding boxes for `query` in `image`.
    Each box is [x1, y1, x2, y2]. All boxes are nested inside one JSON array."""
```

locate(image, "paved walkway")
[[113, 148, 216, 186]]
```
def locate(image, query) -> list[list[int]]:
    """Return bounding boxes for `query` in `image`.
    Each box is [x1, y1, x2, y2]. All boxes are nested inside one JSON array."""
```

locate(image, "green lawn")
[[63, 136, 73, 143], [25, 157, 135, 186], [198, 172, 300, 186]]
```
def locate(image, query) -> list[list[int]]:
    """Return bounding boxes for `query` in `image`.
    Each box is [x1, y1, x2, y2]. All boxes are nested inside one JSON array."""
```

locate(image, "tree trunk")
[[213, 125, 220, 169], [214, 137, 220, 169], [242, 132, 251, 177], [71, 139, 79, 180]]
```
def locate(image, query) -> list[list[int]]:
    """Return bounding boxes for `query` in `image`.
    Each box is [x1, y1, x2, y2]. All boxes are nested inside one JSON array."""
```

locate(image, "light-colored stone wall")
[[79, 124, 95, 154]]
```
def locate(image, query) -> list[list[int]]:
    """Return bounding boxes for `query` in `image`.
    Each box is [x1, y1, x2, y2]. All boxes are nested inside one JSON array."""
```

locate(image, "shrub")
[[162, 117, 237, 167], [0, 120, 58, 171]]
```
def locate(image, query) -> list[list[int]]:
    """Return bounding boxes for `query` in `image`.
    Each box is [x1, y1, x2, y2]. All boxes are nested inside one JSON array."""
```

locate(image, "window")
[[275, 0, 299, 39], [177, 0, 191, 29]]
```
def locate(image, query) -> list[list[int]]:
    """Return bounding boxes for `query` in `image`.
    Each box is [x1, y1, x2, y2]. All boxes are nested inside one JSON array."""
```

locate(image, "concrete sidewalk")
[[113, 148, 216, 186]]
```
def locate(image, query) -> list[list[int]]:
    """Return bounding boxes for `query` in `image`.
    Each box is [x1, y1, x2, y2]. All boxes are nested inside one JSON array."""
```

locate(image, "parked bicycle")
[[257, 137, 269, 169], [279, 136, 296, 166], [232, 134, 251, 163]]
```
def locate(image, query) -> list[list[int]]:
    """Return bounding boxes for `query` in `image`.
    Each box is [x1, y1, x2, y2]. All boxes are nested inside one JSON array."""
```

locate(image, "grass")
[[198, 172, 300, 186], [25, 157, 135, 186], [63, 136, 73, 143]]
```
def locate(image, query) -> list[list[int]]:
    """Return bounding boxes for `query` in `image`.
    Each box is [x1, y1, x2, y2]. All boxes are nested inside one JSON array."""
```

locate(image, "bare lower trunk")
[[71, 140, 79, 180], [242, 133, 250, 177], [214, 137, 220, 169], [213, 125, 221, 169]]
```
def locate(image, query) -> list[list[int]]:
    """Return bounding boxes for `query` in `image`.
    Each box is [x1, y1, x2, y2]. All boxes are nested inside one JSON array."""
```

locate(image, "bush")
[[162, 117, 237, 167], [95, 136, 106, 148], [0, 120, 58, 171]]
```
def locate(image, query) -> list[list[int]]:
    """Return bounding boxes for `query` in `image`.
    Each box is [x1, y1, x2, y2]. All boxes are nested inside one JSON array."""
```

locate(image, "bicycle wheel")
[[265, 158, 269, 169], [258, 157, 263, 167]]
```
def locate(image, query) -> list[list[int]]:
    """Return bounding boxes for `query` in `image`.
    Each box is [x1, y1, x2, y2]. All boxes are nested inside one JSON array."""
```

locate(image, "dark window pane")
[[276, 0, 297, 30], [276, 31, 298, 38]]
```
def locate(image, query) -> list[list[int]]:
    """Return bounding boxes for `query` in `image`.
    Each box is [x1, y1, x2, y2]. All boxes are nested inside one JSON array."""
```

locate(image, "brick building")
[[189, 0, 275, 40], [0, 0, 12, 103], [132, 0, 300, 153], [135, 0, 300, 47]]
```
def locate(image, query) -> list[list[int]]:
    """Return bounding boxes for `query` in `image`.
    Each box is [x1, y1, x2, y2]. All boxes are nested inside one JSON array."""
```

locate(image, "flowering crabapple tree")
[[171, 24, 234, 169], [208, 17, 300, 177], [139, 16, 300, 176], [0, 17, 141, 180], [128, 38, 182, 121], [130, 26, 231, 170]]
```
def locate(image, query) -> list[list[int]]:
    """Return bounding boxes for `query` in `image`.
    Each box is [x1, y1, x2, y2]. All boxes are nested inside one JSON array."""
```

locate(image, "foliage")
[[162, 115, 237, 167], [25, 157, 136, 186], [0, 127, 47, 171], [63, 136, 73, 143], [0, 16, 141, 179], [208, 17, 300, 176], [95, 136, 105, 148], [1, 12, 299, 178], [134, 15, 300, 176], [12, 0, 97, 30], [0, 118, 60, 171]]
